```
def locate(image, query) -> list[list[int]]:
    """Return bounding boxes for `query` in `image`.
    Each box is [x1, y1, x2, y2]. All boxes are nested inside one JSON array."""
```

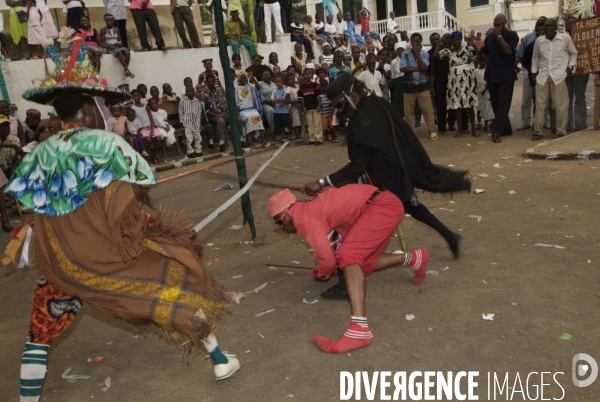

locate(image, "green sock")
[[209, 346, 228, 365]]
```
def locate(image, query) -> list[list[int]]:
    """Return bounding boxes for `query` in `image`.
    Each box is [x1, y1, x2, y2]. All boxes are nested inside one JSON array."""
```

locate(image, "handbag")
[[15, 7, 27, 22]]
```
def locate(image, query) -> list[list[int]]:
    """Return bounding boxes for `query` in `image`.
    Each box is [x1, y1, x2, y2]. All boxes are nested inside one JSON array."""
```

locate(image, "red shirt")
[[359, 15, 370, 33], [287, 184, 379, 280]]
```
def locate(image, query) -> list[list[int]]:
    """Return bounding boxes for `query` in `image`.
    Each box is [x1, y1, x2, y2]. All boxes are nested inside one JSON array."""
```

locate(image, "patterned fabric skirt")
[[240, 107, 264, 132], [446, 68, 478, 110]]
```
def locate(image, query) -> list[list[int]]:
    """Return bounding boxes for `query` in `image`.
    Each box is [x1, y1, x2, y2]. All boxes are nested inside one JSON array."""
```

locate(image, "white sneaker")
[[214, 354, 240, 381]]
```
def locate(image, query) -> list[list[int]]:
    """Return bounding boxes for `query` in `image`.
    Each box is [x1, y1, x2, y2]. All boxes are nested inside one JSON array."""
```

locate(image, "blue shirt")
[[329, 65, 351, 80], [482, 28, 519, 83], [273, 88, 289, 114], [399, 49, 430, 87], [345, 20, 357, 36], [516, 31, 537, 59]]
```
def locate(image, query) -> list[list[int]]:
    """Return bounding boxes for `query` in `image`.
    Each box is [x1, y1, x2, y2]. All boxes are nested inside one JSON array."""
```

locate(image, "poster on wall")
[[571, 15, 600, 75]]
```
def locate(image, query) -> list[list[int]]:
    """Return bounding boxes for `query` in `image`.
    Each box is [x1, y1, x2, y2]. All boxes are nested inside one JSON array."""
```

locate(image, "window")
[[470, 0, 489, 6]]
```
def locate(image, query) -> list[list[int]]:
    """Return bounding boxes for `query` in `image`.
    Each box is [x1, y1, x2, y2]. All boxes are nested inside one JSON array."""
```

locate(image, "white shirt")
[[334, 20, 347, 35], [531, 33, 578, 85], [357, 69, 384, 97], [312, 21, 325, 32], [473, 67, 486, 93], [103, 0, 127, 20], [390, 57, 404, 79], [387, 18, 398, 33], [324, 23, 336, 35]]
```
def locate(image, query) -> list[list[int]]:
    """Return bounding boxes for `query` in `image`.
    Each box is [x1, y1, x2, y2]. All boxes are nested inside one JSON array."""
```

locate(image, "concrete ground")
[[0, 74, 599, 401]]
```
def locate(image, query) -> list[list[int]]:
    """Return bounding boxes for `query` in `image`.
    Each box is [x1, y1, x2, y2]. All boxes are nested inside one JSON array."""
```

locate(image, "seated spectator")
[[324, 15, 338, 49], [99, 14, 134, 79], [124, 108, 148, 155], [303, 15, 326, 50], [130, 89, 159, 159], [259, 70, 277, 136], [78, 15, 102, 72], [359, 7, 379, 40], [149, 85, 164, 104], [103, 0, 128, 47], [162, 83, 179, 101], [0, 115, 24, 231], [268, 52, 279, 71], [0, 101, 25, 146], [313, 13, 333, 48], [249, 55, 273, 82], [149, 97, 179, 163], [22, 109, 45, 142], [387, 11, 399, 34], [235, 73, 265, 145], [231, 53, 245, 78], [225, 6, 258, 59], [319, 42, 334, 66], [329, 49, 350, 80], [202, 75, 228, 152], [291, 14, 314, 59], [334, 12, 348, 52], [137, 83, 149, 103], [345, 12, 365, 48], [129, 0, 166, 51], [291, 43, 308, 74], [63, 0, 85, 30], [198, 58, 223, 89]]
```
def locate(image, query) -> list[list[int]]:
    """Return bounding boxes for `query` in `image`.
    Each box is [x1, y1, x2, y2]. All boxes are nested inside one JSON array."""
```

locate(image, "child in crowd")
[[324, 15, 337, 49], [363, 34, 379, 53], [316, 68, 328, 84], [131, 89, 159, 161], [137, 83, 148, 104], [149, 85, 163, 104], [124, 108, 149, 156], [314, 13, 333, 48], [318, 79, 334, 142], [376, 48, 391, 101], [350, 46, 364, 77], [291, 14, 313, 59], [291, 43, 308, 74], [178, 86, 203, 158], [334, 12, 348, 52], [162, 83, 179, 101], [319, 43, 334, 66], [358, 7, 379, 40], [272, 75, 292, 142], [109, 104, 127, 137], [268, 52, 279, 71], [25, 0, 46, 59], [287, 66, 298, 81], [298, 68, 322, 145], [181, 77, 193, 99], [365, 43, 377, 59], [231, 53, 245, 78], [387, 11, 399, 34], [358, 54, 384, 97], [148, 98, 179, 163], [273, 65, 282, 75], [194, 91, 217, 151], [474, 59, 494, 131], [195, 83, 203, 93], [284, 73, 302, 140]]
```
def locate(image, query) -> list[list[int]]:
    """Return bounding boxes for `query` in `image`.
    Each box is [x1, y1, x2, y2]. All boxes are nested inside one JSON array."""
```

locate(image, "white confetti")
[[508, 190, 517, 195], [493, 163, 501, 168], [206, 243, 214, 246], [426, 270, 439, 276], [255, 309, 275, 317], [101, 377, 111, 392], [482, 313, 495, 321], [474, 189, 485, 194], [405, 314, 415, 321], [443, 266, 450, 271], [303, 298, 319, 304], [291, 261, 301, 265], [232, 275, 243, 279]]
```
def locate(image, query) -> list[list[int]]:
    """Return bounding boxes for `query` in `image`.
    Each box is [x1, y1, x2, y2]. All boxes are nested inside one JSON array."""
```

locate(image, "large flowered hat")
[[22, 27, 131, 105]]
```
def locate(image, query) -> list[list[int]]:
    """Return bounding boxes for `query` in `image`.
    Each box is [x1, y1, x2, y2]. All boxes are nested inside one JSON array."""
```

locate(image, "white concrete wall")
[[1, 42, 294, 120]]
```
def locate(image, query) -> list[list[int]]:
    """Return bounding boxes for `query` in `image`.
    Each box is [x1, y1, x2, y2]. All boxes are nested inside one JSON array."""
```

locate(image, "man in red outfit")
[[267, 184, 430, 354]]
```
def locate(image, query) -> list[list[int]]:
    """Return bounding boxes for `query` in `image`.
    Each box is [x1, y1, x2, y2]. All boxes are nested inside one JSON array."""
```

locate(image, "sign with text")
[[572, 16, 600, 75]]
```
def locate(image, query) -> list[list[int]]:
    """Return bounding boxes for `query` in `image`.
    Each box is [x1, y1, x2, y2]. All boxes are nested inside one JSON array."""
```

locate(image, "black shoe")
[[449, 232, 462, 259], [556, 133, 565, 138], [220, 144, 227, 152], [532, 133, 543, 141], [208, 144, 217, 152], [448, 125, 456, 131], [415, 121, 421, 127], [196, 152, 202, 157], [315, 141, 323, 146], [320, 284, 349, 300], [492, 135, 501, 143]]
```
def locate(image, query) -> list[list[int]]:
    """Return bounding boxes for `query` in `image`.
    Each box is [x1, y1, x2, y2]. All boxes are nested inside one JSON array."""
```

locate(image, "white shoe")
[[214, 354, 240, 381]]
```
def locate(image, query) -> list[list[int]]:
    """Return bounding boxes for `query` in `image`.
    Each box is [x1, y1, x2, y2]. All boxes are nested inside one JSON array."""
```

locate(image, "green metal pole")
[[214, 0, 257, 239]]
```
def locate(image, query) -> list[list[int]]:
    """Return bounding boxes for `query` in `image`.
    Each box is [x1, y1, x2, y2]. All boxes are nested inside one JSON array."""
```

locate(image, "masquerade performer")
[[9, 39, 240, 402], [268, 186, 429, 353], [301, 72, 471, 300], [234, 73, 265, 145]]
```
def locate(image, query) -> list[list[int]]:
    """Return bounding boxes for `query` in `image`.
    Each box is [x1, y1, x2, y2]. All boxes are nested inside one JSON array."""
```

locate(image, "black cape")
[[347, 96, 471, 194]]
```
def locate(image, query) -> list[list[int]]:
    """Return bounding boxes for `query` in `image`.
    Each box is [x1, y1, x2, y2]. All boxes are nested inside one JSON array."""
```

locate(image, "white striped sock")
[[403, 251, 412, 266], [20, 342, 49, 402]]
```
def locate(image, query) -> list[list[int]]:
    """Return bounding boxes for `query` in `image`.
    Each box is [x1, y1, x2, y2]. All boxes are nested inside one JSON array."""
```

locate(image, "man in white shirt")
[[333, 12, 348, 51], [387, 11, 399, 34], [531, 18, 577, 140], [357, 55, 385, 97]]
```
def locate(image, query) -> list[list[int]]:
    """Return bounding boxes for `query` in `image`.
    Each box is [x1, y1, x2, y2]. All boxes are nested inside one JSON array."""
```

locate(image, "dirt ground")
[[1, 75, 600, 401]]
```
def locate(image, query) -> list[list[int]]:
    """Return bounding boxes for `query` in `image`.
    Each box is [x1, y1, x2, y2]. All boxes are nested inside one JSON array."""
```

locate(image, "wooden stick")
[[265, 263, 315, 270], [396, 224, 408, 252]]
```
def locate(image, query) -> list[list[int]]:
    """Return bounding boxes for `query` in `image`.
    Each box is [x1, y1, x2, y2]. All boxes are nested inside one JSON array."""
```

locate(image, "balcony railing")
[[369, 9, 470, 38]]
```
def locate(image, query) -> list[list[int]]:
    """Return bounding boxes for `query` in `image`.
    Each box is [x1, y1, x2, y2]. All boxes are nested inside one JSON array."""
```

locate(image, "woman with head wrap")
[[235, 73, 265, 146], [0, 100, 26, 146], [433, 31, 483, 138], [23, 108, 46, 142]]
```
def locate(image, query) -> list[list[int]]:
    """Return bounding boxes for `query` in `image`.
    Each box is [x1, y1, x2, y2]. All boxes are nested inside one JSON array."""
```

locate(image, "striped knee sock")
[[20, 342, 49, 402], [406, 249, 430, 285], [202, 334, 228, 365], [314, 316, 373, 353]]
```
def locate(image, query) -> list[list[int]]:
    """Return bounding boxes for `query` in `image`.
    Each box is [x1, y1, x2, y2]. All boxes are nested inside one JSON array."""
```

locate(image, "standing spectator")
[[319, 79, 335, 141], [100, 14, 134, 79], [345, 12, 366, 48], [290, 42, 308, 72], [268, 52, 279, 70], [357, 54, 383, 96], [516, 16, 547, 131], [279, 0, 293, 33], [376, 48, 391, 101], [329, 49, 350, 79], [6, 0, 29, 59], [434, 31, 482, 138], [162, 83, 179, 101], [521, 21, 546, 132], [259, 70, 277, 135], [170, 0, 201, 49], [206, 0, 227, 46], [390, 41, 406, 115], [272, 74, 292, 142], [472, 31, 483, 50], [481, 13, 519, 143], [203, 75, 229, 151], [565, 16, 589, 132], [400, 33, 438, 140], [358, 7, 380, 40], [25, 0, 45, 59], [36, 0, 58, 39], [285, 73, 302, 140], [291, 15, 313, 59], [179, 86, 204, 157], [129, 0, 167, 51], [319, 42, 334, 66], [250, 54, 273, 81], [429, 35, 455, 132], [225, 6, 258, 58], [531, 18, 577, 140], [254, 0, 264, 43], [0, 16, 10, 61], [0, 101, 25, 146], [235, 73, 265, 144], [387, 11, 399, 34], [333, 12, 348, 52], [63, 0, 86, 30], [298, 68, 322, 145], [264, 0, 284, 44], [103, 0, 128, 48]]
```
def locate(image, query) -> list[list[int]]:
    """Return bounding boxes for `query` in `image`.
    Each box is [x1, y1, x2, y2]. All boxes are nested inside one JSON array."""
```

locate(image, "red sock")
[[407, 249, 429, 285], [314, 319, 373, 353]]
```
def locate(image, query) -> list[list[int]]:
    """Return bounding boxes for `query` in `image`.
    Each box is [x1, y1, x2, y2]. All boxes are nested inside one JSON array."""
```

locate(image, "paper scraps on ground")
[[62, 367, 91, 383], [392, 250, 405, 254], [493, 164, 501, 168], [476, 173, 488, 178], [439, 208, 454, 212], [405, 314, 415, 321], [498, 175, 507, 180], [259, 332, 265, 338], [206, 243, 214, 246], [232, 275, 243, 279], [427, 271, 439, 276], [482, 314, 495, 321], [102, 377, 111, 391], [194, 142, 289, 232], [229, 292, 246, 304], [559, 332, 573, 341], [303, 298, 318, 304], [291, 261, 301, 264], [287, 272, 295, 275], [443, 266, 450, 270], [92, 356, 103, 363], [534, 243, 566, 249], [501, 156, 514, 160], [508, 190, 517, 195], [474, 189, 485, 194], [469, 215, 482, 224], [255, 309, 275, 317], [230, 225, 243, 230]]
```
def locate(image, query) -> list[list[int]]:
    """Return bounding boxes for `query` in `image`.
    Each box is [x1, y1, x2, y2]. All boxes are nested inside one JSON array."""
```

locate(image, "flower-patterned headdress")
[[22, 27, 131, 105]]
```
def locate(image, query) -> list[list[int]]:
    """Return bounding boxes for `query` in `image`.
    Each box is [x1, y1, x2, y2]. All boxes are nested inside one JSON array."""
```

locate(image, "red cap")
[[267, 189, 297, 218]]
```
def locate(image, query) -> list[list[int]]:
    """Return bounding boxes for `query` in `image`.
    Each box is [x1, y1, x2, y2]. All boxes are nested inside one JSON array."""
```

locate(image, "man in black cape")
[[302, 72, 471, 300]]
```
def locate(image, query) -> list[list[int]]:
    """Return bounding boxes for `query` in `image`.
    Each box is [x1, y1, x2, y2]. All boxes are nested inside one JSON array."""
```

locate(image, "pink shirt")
[[109, 116, 127, 136], [129, 0, 154, 10], [9, 116, 19, 139], [287, 184, 379, 280]]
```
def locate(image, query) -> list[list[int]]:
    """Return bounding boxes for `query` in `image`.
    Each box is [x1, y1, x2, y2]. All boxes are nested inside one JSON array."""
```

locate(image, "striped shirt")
[[319, 94, 333, 116], [178, 97, 202, 131]]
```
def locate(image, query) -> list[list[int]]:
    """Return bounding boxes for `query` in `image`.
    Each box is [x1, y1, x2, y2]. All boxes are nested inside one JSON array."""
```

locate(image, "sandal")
[[128, 71, 135, 79], [123, 70, 130, 80], [2, 223, 14, 233], [430, 133, 439, 141], [455, 132, 463, 138], [471, 131, 481, 137]]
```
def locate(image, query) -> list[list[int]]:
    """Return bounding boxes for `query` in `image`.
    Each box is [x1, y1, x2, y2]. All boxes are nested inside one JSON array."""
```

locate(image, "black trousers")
[[114, 19, 128, 49], [435, 81, 456, 131], [280, 8, 293, 32], [131, 9, 165, 50], [488, 81, 514, 137]]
